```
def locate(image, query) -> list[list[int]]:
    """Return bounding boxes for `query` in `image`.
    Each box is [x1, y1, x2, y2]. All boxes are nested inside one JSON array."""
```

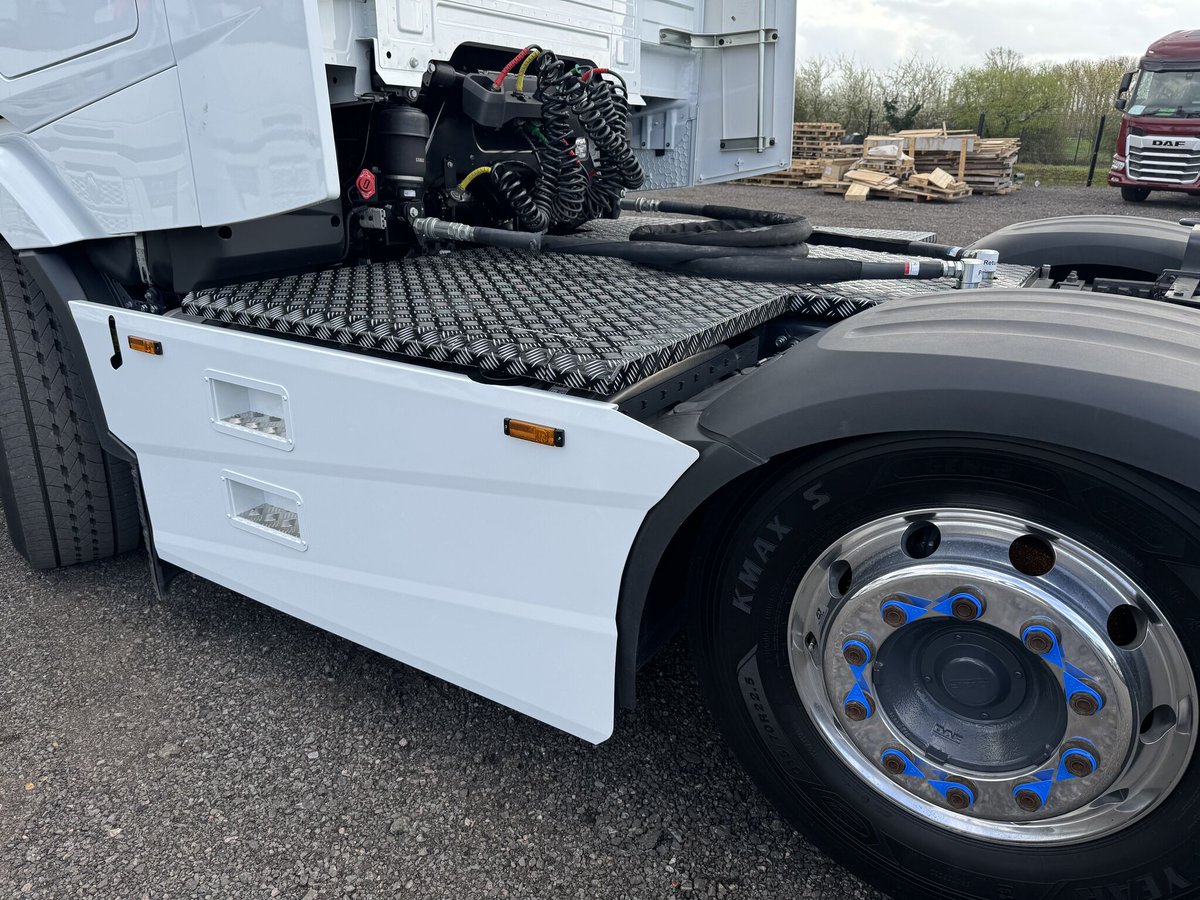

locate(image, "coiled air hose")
[[470, 46, 960, 283], [486, 50, 645, 232]]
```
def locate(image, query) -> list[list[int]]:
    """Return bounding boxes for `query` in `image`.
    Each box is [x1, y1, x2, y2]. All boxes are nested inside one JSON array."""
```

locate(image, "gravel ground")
[[2, 184, 1194, 900], [653, 182, 1200, 244]]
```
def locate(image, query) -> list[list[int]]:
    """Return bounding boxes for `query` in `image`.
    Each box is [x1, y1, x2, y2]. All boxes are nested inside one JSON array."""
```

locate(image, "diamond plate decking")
[[183, 218, 1033, 396]]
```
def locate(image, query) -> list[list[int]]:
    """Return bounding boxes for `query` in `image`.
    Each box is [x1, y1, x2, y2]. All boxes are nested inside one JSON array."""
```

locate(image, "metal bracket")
[[659, 27, 780, 50], [133, 233, 152, 286], [1159, 220, 1200, 305], [660, 25, 779, 154]]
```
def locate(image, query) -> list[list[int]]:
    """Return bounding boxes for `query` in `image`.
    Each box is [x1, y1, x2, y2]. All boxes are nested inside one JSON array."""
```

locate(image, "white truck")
[[4, 4, 1200, 899]]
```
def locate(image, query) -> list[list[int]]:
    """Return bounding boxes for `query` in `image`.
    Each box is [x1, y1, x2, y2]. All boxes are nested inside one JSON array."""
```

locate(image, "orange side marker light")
[[504, 418, 564, 448], [127, 336, 163, 356]]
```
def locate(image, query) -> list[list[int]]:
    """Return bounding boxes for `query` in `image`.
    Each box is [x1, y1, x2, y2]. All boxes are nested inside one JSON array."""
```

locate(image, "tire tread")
[[0, 244, 140, 568]]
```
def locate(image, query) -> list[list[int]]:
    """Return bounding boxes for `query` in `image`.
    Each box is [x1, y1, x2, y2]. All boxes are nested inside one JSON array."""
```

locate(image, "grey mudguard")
[[618, 287, 1200, 705], [698, 289, 1200, 494], [969, 215, 1190, 273]]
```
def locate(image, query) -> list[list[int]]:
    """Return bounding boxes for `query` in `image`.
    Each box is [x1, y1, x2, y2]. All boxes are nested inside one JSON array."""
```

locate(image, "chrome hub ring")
[[787, 509, 1195, 844]]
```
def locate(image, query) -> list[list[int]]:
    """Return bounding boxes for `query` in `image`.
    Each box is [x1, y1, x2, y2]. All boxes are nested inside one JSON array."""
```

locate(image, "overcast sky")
[[795, 1, 1194, 69]]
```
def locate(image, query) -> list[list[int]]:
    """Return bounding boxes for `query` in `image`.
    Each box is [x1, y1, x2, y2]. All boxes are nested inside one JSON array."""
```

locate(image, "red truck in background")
[[1110, 30, 1200, 202]]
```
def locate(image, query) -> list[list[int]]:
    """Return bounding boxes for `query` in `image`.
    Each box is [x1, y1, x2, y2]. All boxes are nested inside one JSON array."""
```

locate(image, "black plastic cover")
[[698, 289, 1200, 496], [969, 215, 1190, 275], [462, 74, 542, 127]]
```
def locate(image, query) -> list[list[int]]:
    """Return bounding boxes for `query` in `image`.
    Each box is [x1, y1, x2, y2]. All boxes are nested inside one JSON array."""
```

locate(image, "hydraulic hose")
[[540, 234, 952, 282], [807, 228, 967, 261], [414, 216, 957, 284], [623, 198, 811, 248], [621, 197, 967, 261]]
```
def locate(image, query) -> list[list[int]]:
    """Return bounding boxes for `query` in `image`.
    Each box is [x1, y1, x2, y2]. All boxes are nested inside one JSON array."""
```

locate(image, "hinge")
[[659, 27, 779, 50]]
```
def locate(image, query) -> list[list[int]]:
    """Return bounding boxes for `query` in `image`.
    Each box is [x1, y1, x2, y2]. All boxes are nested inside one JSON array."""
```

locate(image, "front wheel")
[[690, 437, 1200, 899], [0, 244, 141, 568], [1121, 186, 1151, 202]]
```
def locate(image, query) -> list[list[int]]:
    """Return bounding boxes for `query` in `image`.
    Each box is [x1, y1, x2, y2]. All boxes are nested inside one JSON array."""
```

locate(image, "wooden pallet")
[[740, 160, 826, 187], [794, 141, 863, 160], [793, 122, 844, 135], [817, 164, 972, 202]]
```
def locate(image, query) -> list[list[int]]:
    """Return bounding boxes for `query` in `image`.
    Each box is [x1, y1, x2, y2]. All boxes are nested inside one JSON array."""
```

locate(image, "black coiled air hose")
[[581, 76, 643, 191], [498, 52, 645, 231], [493, 162, 549, 233], [533, 52, 589, 227]]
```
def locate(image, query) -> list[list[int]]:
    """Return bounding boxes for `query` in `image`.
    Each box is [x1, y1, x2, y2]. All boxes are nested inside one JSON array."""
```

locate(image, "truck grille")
[[1127, 135, 1200, 184]]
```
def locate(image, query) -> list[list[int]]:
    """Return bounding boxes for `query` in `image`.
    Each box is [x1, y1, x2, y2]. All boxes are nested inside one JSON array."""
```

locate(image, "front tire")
[[1121, 186, 1151, 202], [0, 244, 141, 568], [689, 436, 1200, 899]]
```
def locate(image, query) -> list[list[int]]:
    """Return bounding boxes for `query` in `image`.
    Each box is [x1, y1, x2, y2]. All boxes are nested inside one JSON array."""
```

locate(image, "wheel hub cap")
[[873, 619, 1067, 773], [787, 509, 1195, 844]]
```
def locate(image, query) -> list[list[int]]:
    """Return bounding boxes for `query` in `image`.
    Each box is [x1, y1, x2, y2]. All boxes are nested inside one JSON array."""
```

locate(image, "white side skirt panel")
[[71, 303, 698, 742]]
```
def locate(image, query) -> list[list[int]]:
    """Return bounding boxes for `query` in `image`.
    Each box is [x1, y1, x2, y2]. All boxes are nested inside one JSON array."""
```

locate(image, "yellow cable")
[[516, 49, 541, 92], [457, 166, 493, 191]]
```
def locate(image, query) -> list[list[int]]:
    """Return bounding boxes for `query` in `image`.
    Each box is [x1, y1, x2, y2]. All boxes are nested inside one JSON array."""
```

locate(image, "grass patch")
[[1017, 163, 1109, 188]]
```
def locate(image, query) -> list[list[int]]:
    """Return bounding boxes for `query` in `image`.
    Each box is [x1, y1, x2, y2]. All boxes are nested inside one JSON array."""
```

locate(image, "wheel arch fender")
[[617, 289, 1200, 706], [968, 215, 1189, 274]]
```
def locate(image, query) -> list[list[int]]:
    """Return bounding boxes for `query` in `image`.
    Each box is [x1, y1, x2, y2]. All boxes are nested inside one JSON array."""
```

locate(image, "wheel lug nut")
[[881, 750, 907, 775], [1069, 684, 1104, 716], [881, 597, 909, 628], [1062, 748, 1098, 778], [1014, 788, 1044, 812], [841, 637, 873, 667], [844, 698, 871, 721], [1021, 622, 1059, 656], [944, 785, 974, 811], [949, 590, 984, 621]]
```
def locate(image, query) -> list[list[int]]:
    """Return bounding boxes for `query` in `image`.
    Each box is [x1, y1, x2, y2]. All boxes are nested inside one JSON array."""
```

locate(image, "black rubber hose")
[[539, 235, 949, 283], [674, 257, 948, 283], [627, 202, 812, 248], [808, 228, 966, 260], [621, 198, 965, 260]]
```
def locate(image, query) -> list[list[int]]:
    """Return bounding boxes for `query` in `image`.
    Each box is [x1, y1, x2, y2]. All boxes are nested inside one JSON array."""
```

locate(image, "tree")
[[946, 48, 1069, 160], [883, 98, 923, 131], [788, 46, 1133, 161]]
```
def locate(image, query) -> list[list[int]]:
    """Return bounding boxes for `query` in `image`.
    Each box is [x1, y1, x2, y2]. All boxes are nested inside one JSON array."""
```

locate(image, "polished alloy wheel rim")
[[786, 509, 1196, 844]]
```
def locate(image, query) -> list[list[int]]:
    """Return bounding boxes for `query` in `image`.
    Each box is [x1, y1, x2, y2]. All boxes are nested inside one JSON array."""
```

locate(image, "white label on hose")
[[904, 261, 920, 277]]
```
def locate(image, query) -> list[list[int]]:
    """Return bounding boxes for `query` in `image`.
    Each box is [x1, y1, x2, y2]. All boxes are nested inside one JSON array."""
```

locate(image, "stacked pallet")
[[740, 124, 863, 187], [740, 159, 826, 187], [873, 131, 1020, 194], [792, 122, 863, 160], [740, 124, 1007, 200]]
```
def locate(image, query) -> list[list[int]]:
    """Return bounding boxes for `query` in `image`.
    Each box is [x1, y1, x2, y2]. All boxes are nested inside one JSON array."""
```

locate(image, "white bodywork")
[[71, 302, 698, 741], [0, 0, 795, 249]]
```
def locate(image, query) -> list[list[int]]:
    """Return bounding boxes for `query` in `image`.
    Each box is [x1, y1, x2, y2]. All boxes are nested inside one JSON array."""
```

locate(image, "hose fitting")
[[413, 217, 544, 252], [970, 249, 1000, 286]]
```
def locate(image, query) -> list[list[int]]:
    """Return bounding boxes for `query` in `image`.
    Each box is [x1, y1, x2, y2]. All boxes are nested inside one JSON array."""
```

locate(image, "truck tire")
[[690, 435, 1200, 900], [1121, 186, 1151, 202], [0, 244, 141, 568]]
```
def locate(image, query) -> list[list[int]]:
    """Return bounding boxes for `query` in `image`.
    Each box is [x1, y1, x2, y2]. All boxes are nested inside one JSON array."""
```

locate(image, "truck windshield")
[[1129, 69, 1200, 116]]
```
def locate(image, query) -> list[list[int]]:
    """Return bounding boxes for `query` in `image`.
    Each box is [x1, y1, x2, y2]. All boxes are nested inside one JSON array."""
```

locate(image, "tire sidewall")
[[692, 436, 1200, 899]]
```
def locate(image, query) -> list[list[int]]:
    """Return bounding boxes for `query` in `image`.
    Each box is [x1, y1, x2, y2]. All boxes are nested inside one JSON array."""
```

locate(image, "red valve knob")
[[356, 169, 377, 200]]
